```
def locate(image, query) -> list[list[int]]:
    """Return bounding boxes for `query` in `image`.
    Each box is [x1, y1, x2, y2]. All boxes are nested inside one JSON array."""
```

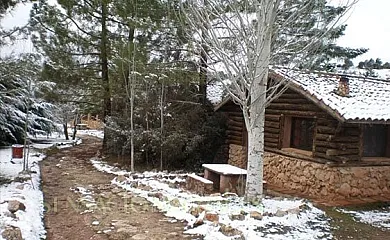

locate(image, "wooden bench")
[[186, 173, 214, 195], [76, 123, 88, 130], [202, 164, 247, 195]]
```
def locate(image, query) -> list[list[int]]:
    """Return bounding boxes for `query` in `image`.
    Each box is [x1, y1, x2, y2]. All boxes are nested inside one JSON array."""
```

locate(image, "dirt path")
[[40, 136, 194, 240]]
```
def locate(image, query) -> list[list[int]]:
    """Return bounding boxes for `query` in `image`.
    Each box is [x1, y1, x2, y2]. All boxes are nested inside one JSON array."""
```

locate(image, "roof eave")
[[213, 96, 232, 112], [344, 119, 390, 125], [269, 70, 346, 123]]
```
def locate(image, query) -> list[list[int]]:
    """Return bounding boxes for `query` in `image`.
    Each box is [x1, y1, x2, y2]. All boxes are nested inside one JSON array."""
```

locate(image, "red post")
[[12, 145, 24, 159]]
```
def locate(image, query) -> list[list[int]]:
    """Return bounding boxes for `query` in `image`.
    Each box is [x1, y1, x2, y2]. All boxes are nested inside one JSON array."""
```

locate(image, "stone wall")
[[186, 175, 214, 196], [264, 152, 390, 200], [228, 144, 247, 169]]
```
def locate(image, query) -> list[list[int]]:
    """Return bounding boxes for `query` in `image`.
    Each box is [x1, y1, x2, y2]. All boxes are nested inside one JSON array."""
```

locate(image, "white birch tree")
[[182, 0, 357, 204]]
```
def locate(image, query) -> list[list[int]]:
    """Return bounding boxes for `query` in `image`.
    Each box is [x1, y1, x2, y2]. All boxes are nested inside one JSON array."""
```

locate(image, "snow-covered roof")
[[270, 67, 390, 123]]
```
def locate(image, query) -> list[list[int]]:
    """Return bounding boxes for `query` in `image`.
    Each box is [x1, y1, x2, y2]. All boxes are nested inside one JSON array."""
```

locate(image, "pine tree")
[[273, 0, 367, 69], [383, 62, 390, 69], [30, 0, 115, 148], [0, 55, 56, 145], [342, 58, 354, 70], [0, 0, 16, 16]]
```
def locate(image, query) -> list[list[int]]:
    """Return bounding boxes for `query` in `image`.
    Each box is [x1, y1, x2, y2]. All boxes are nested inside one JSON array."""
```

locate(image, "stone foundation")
[[228, 144, 247, 169], [264, 152, 390, 200]]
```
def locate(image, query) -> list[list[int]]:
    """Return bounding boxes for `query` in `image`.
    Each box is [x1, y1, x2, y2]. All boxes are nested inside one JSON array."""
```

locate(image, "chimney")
[[337, 75, 349, 97]]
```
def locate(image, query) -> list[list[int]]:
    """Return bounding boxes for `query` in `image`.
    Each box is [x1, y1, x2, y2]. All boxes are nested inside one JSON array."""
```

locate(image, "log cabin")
[[215, 67, 390, 201]]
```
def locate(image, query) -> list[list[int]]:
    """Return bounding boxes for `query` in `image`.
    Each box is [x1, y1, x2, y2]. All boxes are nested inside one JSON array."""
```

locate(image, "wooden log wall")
[[218, 88, 363, 163], [264, 114, 281, 148], [314, 120, 361, 162], [220, 101, 245, 146]]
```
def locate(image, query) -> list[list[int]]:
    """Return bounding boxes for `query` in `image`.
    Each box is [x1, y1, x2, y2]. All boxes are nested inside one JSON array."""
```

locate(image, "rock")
[[350, 187, 361, 197], [1, 226, 23, 240], [92, 220, 99, 226], [204, 212, 219, 222], [15, 185, 24, 190], [338, 183, 351, 197], [319, 187, 328, 196], [131, 234, 148, 240], [137, 184, 152, 191], [275, 209, 288, 217], [209, 193, 221, 197], [229, 213, 245, 221], [116, 175, 127, 182], [188, 206, 206, 217], [13, 175, 31, 183], [193, 217, 204, 227], [117, 192, 133, 199], [249, 211, 263, 220], [287, 207, 300, 215], [8, 200, 26, 213], [219, 224, 243, 237], [169, 198, 181, 207], [299, 203, 311, 212], [222, 192, 238, 198], [352, 168, 367, 179], [131, 196, 150, 206], [168, 232, 179, 236], [262, 211, 273, 217], [111, 188, 124, 194], [4, 211, 16, 218], [148, 192, 164, 201], [116, 226, 138, 235], [108, 226, 138, 240], [100, 192, 114, 199]]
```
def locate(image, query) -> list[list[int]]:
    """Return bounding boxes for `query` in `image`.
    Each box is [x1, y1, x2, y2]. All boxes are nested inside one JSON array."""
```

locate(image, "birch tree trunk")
[[244, 1, 273, 204]]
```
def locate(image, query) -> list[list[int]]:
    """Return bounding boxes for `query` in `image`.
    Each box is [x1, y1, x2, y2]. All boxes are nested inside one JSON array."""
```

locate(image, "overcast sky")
[[337, 0, 390, 63], [1, 0, 389, 63]]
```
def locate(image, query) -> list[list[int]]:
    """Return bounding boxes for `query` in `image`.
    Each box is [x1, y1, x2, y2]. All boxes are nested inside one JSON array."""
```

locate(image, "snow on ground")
[[91, 159, 332, 240], [77, 130, 104, 139], [0, 135, 78, 240], [340, 207, 390, 229]]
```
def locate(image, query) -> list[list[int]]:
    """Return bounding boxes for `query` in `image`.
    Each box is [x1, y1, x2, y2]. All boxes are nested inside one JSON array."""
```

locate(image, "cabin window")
[[282, 116, 315, 154], [290, 118, 315, 151], [363, 125, 390, 157]]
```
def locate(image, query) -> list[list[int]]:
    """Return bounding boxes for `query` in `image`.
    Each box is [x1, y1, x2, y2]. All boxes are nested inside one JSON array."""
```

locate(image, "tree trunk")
[[199, 0, 208, 105], [130, 83, 134, 171], [129, 30, 137, 172], [130, 70, 135, 172], [160, 78, 164, 171], [199, 38, 207, 104], [244, 1, 274, 204], [101, 0, 111, 151], [72, 113, 78, 140], [63, 123, 69, 140], [72, 124, 77, 140]]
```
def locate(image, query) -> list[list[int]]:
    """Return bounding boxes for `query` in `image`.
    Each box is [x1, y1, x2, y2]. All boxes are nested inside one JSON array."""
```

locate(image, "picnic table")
[[202, 164, 247, 194]]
